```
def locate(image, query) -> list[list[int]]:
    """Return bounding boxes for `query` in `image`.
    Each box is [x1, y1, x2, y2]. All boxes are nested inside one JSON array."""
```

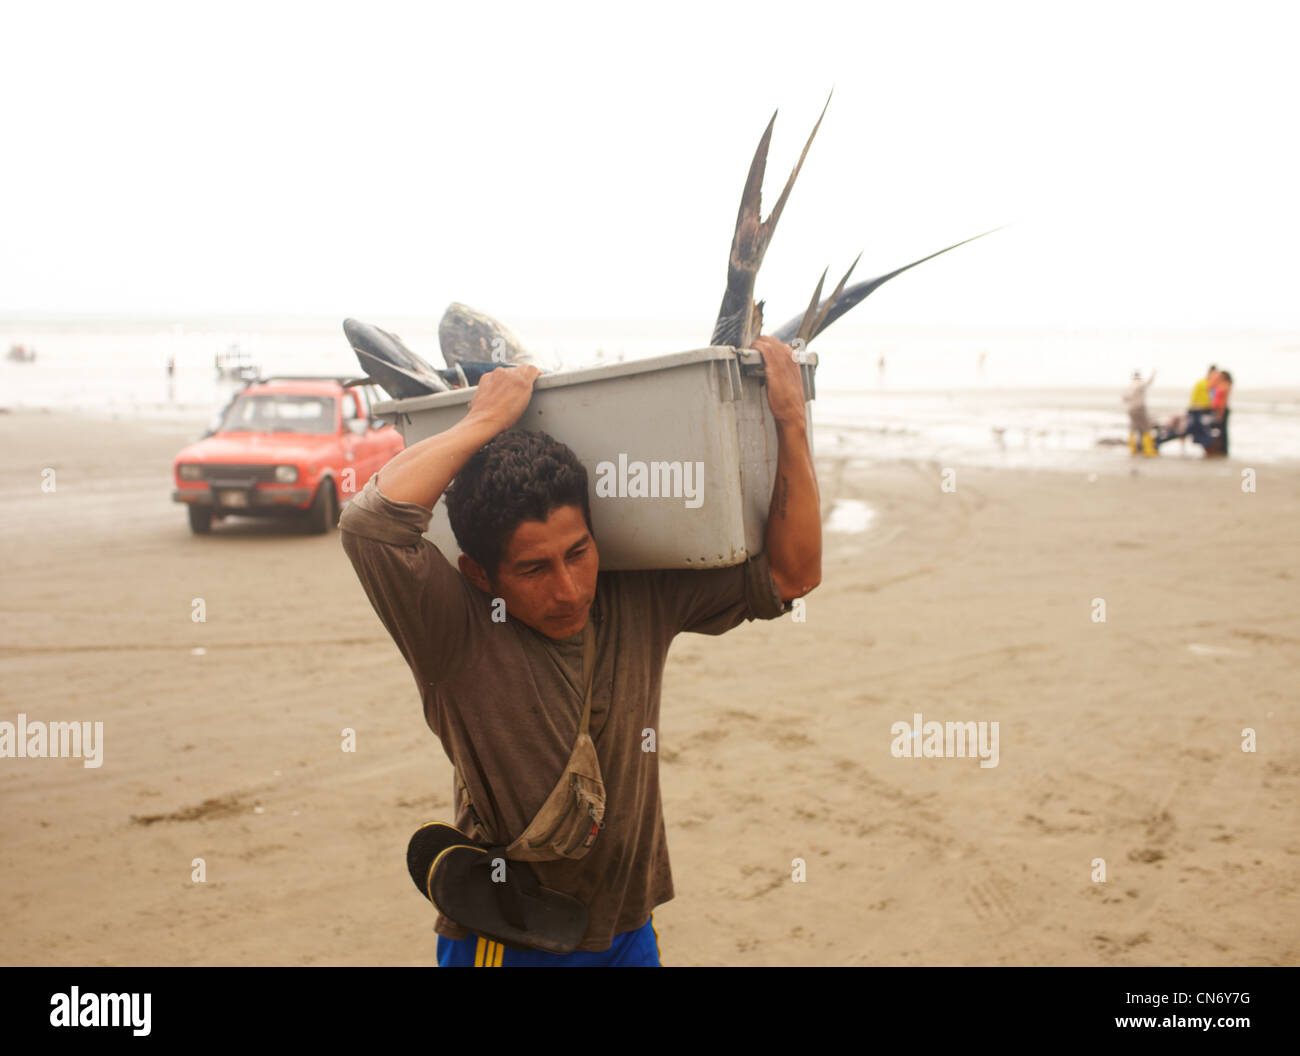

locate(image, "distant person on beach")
[[1122, 369, 1157, 455], [1208, 369, 1232, 456], [1183, 364, 1216, 449], [339, 335, 821, 967], [1189, 365, 1215, 412]]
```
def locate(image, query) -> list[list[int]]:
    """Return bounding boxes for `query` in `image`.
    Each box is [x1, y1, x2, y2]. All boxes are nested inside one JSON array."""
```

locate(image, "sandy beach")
[[1, 408, 1296, 967]]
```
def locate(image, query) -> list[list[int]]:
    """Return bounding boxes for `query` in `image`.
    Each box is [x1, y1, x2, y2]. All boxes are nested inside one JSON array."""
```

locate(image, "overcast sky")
[[2, 0, 1298, 331]]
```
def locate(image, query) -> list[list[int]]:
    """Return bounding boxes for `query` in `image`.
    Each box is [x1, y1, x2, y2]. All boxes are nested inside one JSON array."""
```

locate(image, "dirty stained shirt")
[[339, 474, 791, 951]]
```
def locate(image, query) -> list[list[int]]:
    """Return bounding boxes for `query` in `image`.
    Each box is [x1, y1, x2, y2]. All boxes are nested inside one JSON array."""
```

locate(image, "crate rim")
[[370, 345, 818, 416]]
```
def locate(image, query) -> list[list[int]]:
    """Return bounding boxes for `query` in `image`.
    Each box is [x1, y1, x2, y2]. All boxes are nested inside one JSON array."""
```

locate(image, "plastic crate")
[[371, 346, 816, 570]]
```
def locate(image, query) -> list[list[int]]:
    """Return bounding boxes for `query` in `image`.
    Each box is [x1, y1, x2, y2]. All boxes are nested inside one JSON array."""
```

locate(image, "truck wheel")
[[188, 505, 213, 534], [306, 479, 337, 534]]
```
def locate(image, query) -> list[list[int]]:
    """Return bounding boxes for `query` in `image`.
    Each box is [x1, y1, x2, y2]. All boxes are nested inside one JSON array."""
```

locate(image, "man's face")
[[461, 504, 599, 640]]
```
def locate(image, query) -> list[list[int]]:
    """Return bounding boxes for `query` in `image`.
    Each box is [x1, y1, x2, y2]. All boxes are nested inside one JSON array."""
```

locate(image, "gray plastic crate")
[[371, 346, 816, 570]]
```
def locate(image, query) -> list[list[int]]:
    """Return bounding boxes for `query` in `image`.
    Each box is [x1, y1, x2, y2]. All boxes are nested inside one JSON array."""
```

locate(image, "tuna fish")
[[711, 95, 999, 349], [437, 302, 544, 371]]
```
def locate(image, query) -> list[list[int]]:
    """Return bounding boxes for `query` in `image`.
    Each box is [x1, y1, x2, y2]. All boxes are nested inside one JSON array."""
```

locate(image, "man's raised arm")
[[753, 335, 821, 603], [377, 365, 541, 508]]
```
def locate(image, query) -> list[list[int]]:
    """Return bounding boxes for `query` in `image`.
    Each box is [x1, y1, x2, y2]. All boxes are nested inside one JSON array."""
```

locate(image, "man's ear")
[[458, 553, 494, 595]]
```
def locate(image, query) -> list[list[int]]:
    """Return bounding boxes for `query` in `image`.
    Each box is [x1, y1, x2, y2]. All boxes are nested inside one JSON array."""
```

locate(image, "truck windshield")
[[220, 394, 337, 435]]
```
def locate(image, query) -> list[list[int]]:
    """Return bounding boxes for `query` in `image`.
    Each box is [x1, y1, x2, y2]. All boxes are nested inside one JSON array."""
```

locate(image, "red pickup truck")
[[172, 377, 404, 534]]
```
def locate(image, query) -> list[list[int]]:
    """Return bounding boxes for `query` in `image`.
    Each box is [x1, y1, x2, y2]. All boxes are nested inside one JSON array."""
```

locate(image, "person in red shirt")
[[1208, 369, 1232, 456]]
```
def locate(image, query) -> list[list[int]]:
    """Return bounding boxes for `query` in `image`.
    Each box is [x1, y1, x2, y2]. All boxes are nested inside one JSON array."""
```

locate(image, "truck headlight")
[[274, 465, 299, 483], [178, 464, 203, 481]]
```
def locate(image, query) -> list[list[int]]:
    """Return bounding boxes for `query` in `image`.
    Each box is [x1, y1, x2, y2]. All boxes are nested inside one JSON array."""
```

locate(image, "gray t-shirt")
[[339, 473, 791, 951]]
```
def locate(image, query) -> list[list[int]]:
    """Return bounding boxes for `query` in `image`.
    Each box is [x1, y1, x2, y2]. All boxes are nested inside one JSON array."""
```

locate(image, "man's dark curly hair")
[[445, 429, 593, 581]]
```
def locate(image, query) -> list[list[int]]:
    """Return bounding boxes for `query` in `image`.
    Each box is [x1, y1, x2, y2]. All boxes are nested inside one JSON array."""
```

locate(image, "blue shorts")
[[436, 914, 662, 967]]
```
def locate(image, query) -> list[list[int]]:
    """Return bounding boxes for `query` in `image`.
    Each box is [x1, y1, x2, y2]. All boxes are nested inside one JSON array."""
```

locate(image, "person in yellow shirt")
[[1185, 364, 1217, 448], [1189, 366, 1215, 409]]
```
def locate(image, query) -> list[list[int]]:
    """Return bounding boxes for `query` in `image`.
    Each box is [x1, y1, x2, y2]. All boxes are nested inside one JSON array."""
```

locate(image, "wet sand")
[[1, 410, 1297, 965]]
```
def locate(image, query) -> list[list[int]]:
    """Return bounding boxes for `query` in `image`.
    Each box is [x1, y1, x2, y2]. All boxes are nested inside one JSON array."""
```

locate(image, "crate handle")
[[714, 355, 744, 402]]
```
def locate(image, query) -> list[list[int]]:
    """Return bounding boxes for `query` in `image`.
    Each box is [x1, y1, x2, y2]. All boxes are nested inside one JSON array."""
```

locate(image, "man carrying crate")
[[339, 335, 821, 966]]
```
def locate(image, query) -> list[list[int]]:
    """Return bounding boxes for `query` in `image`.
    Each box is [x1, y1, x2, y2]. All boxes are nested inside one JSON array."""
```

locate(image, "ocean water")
[[2, 317, 1297, 470]]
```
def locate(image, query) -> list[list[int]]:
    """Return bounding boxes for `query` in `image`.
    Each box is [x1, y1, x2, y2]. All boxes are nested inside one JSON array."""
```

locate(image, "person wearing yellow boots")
[[1122, 369, 1157, 456]]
